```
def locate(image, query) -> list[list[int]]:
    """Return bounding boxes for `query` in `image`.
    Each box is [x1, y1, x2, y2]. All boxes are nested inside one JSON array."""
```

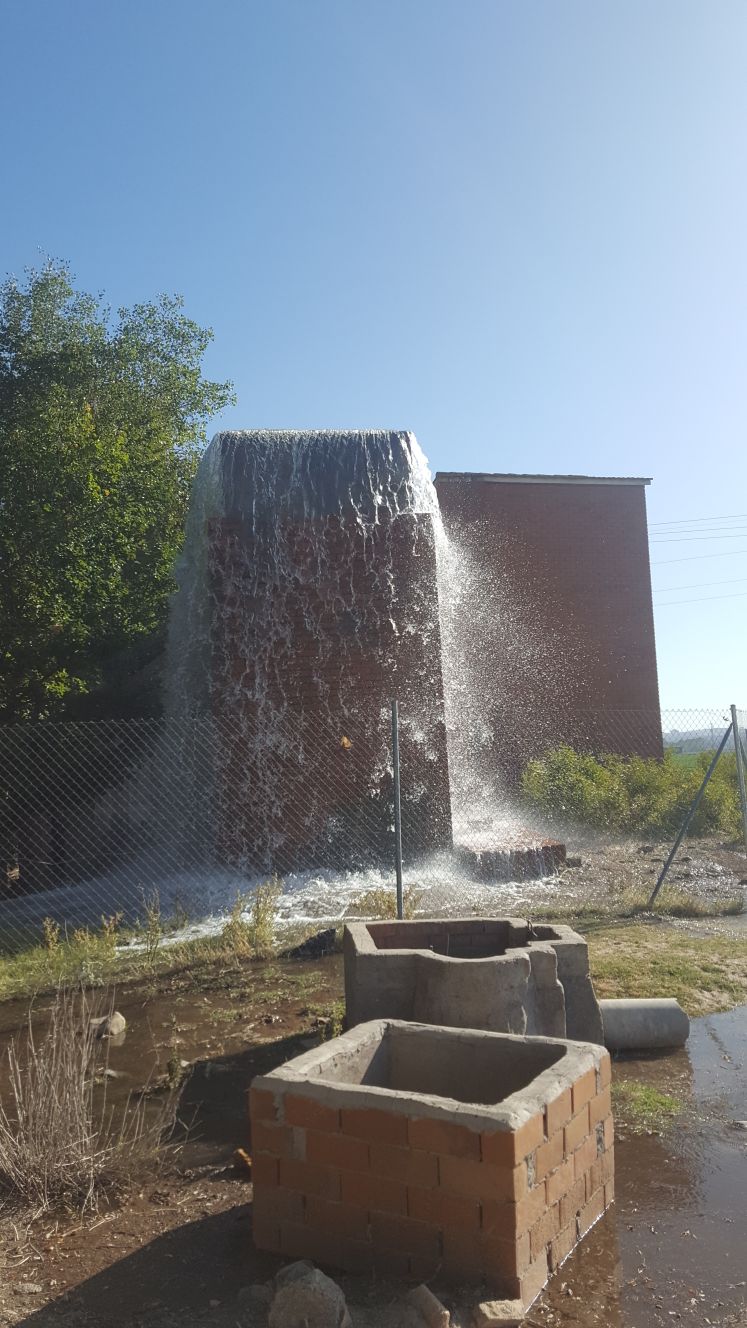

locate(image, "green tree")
[[0, 261, 234, 720]]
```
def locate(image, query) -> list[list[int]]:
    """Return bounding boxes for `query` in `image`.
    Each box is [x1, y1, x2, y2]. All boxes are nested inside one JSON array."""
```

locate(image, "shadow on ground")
[[177, 1030, 315, 1159], [7, 1034, 314, 1328], [13, 1203, 271, 1328]]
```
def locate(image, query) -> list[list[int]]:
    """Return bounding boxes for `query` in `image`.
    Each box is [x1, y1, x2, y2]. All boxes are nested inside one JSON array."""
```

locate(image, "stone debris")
[[90, 1011, 126, 1038], [274, 1260, 316, 1288], [472, 1300, 524, 1327], [406, 1283, 451, 1326], [269, 1264, 352, 1328]]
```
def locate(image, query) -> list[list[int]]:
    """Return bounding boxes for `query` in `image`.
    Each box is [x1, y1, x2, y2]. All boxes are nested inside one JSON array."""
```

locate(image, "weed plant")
[[347, 884, 422, 919], [0, 988, 181, 1214], [220, 876, 282, 959]]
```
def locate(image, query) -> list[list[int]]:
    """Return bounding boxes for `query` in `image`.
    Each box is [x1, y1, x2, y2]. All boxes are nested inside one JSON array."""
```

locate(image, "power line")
[[655, 575, 747, 593], [651, 531, 747, 543], [651, 548, 747, 566], [651, 525, 747, 536], [654, 589, 747, 607], [649, 511, 747, 527]]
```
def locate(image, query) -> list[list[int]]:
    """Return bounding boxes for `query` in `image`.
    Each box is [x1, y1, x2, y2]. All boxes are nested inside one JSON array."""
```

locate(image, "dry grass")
[[0, 989, 182, 1215], [620, 885, 744, 919], [220, 876, 283, 959], [346, 884, 422, 920]]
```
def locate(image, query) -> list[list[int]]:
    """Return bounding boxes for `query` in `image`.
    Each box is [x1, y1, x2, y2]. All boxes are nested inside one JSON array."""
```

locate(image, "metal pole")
[[731, 705, 747, 855], [391, 700, 404, 920], [648, 721, 733, 907]]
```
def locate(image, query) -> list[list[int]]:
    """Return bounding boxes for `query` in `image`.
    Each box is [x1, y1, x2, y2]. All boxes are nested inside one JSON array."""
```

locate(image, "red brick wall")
[[435, 476, 662, 778], [249, 1052, 614, 1304], [207, 511, 452, 869]]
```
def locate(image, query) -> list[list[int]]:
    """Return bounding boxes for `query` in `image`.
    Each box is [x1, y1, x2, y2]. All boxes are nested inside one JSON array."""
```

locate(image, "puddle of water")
[[542, 1004, 747, 1326], [0, 957, 342, 1168]]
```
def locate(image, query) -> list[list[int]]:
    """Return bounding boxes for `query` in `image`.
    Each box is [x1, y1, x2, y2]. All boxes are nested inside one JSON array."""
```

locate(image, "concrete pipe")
[[599, 998, 689, 1052]]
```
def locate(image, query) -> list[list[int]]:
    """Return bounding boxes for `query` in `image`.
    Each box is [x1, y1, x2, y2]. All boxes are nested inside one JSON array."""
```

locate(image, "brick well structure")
[[250, 1020, 614, 1309]]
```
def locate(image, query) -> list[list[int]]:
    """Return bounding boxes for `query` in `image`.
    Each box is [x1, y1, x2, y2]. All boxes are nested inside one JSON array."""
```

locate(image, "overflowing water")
[[167, 430, 454, 876], [0, 430, 562, 949], [168, 429, 442, 722], [167, 429, 543, 867]]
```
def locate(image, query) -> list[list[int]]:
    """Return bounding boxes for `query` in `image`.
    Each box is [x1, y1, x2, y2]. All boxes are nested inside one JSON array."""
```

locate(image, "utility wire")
[[654, 589, 747, 607], [651, 531, 747, 543], [655, 575, 747, 593], [651, 548, 747, 566], [649, 511, 747, 527], [651, 525, 747, 537]]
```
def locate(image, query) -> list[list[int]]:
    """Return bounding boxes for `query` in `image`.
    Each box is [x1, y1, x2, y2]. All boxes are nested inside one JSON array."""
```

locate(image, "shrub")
[[348, 884, 422, 919], [521, 746, 741, 838], [221, 876, 282, 959], [0, 988, 181, 1214]]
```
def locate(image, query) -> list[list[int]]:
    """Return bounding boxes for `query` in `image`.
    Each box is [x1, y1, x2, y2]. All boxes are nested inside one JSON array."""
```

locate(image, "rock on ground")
[[90, 1011, 126, 1038], [406, 1283, 451, 1326], [268, 1265, 352, 1328], [472, 1300, 525, 1327]]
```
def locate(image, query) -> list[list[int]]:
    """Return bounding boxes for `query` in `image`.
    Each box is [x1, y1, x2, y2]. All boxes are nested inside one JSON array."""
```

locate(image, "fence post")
[[648, 720, 733, 907], [391, 699, 404, 920], [730, 704, 747, 855]]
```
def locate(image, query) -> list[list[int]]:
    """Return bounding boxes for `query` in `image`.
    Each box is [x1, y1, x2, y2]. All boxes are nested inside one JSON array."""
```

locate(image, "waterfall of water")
[[167, 429, 452, 872]]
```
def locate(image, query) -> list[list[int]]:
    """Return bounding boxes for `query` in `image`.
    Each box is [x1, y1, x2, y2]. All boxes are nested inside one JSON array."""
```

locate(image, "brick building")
[[435, 472, 662, 780]]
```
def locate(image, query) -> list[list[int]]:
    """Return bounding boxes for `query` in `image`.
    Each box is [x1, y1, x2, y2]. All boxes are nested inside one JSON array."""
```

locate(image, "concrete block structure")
[[343, 918, 604, 1045], [435, 471, 662, 781], [250, 1020, 614, 1308]]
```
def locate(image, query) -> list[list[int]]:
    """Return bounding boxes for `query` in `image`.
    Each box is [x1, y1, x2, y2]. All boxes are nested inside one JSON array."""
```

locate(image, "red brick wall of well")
[[206, 510, 452, 870], [435, 476, 662, 780], [249, 1052, 614, 1303]]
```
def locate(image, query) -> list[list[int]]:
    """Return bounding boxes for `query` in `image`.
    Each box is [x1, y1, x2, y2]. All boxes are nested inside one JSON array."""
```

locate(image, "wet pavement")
[[540, 1004, 747, 1327], [0, 972, 744, 1326]]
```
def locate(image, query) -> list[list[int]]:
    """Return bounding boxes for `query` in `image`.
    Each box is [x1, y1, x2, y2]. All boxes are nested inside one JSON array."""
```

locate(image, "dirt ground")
[[0, 837, 746, 1328], [533, 830, 747, 917]]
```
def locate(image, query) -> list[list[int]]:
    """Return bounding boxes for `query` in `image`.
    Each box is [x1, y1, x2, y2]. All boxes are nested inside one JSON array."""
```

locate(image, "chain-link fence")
[[0, 705, 745, 954]]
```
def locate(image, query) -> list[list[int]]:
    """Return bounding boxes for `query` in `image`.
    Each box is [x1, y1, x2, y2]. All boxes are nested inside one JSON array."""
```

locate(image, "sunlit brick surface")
[[249, 1021, 614, 1309]]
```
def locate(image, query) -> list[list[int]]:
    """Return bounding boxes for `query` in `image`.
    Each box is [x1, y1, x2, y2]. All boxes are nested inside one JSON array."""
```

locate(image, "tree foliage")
[[0, 262, 234, 720]]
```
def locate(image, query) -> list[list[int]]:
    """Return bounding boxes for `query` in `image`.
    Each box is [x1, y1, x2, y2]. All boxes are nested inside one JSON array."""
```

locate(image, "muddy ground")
[[0, 836, 745, 1328]]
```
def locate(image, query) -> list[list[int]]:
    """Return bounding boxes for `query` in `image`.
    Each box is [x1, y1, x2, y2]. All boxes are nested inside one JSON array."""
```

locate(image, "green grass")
[[587, 924, 747, 1016], [0, 879, 315, 1004], [307, 998, 346, 1041], [531, 886, 744, 926], [612, 1080, 684, 1131], [667, 751, 704, 770], [2, 894, 746, 1029]]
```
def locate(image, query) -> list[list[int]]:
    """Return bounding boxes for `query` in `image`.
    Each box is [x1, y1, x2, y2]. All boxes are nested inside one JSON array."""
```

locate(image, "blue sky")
[[2, 1, 746, 708]]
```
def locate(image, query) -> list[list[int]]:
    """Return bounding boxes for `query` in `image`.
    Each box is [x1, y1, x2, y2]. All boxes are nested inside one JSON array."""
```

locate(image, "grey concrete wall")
[[344, 919, 604, 1044]]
